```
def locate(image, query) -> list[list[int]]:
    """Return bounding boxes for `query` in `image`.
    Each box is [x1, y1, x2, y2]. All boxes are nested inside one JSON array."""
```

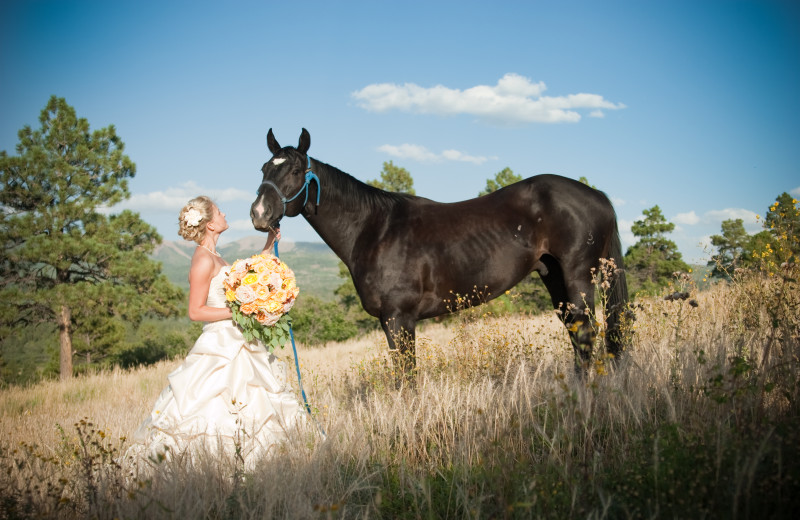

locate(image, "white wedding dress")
[[132, 266, 308, 466]]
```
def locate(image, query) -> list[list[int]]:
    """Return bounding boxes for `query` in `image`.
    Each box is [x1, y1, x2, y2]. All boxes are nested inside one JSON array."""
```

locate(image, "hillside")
[[152, 237, 341, 300]]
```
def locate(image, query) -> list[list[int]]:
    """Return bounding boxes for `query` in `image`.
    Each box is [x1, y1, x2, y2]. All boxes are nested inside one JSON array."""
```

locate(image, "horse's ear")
[[267, 128, 281, 154], [297, 128, 310, 155]]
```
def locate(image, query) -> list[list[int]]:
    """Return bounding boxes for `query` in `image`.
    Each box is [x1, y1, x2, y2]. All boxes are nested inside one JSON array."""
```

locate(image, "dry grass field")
[[1, 270, 798, 519]]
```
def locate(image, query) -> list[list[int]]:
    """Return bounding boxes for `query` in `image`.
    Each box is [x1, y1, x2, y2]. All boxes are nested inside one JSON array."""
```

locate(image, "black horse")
[[251, 129, 629, 373]]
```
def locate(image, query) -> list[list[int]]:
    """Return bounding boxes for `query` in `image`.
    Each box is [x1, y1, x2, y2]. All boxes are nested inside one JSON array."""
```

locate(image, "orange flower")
[[240, 301, 259, 315]]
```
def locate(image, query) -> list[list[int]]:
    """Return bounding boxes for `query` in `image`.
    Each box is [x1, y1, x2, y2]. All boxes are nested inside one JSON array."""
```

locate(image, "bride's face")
[[209, 204, 229, 234]]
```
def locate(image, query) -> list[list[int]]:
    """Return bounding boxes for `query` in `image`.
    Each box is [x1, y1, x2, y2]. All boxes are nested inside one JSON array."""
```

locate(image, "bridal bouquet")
[[224, 254, 300, 351]]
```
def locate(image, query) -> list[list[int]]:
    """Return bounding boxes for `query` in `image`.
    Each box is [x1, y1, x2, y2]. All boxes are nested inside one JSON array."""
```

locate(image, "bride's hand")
[[264, 227, 281, 253], [269, 228, 281, 244]]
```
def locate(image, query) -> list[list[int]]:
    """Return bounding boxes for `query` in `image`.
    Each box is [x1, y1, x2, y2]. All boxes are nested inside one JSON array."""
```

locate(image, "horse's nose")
[[250, 197, 269, 230]]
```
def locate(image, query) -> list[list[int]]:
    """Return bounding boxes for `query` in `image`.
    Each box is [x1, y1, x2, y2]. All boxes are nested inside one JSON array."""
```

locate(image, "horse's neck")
[[303, 165, 394, 264]]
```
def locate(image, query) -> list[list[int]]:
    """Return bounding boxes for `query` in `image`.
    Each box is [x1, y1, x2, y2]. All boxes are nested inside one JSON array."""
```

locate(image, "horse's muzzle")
[[251, 213, 281, 233], [250, 208, 279, 233]]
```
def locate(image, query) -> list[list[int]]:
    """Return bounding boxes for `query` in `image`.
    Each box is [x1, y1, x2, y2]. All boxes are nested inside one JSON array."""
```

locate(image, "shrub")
[[290, 296, 359, 345]]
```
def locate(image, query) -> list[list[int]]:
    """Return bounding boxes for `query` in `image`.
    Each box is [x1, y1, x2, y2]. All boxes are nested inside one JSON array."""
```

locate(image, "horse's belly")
[[422, 259, 530, 316]]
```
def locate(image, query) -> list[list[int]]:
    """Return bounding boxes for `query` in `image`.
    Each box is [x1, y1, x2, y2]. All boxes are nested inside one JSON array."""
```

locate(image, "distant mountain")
[[152, 237, 341, 300]]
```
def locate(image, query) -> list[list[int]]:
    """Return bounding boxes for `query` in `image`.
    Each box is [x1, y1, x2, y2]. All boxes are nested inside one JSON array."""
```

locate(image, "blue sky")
[[2, 0, 798, 263]]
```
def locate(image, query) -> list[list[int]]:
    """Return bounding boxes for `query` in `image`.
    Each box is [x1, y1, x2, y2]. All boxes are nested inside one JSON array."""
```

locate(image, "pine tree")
[[367, 161, 416, 194], [0, 96, 183, 379], [624, 205, 689, 293], [708, 218, 750, 278]]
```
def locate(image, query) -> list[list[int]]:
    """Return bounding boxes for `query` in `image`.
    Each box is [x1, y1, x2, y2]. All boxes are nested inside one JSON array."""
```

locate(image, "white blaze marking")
[[272, 158, 286, 165]]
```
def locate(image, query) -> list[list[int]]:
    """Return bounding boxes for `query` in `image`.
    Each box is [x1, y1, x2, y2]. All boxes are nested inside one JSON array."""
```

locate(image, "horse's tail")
[[605, 223, 630, 358]]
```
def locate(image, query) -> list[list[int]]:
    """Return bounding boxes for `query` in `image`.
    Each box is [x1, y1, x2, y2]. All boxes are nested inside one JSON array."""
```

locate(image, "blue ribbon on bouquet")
[[274, 241, 326, 436]]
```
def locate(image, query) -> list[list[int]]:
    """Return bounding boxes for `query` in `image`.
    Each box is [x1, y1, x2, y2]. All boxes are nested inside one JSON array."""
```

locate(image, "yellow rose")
[[242, 273, 258, 286], [265, 300, 283, 314], [226, 289, 236, 302]]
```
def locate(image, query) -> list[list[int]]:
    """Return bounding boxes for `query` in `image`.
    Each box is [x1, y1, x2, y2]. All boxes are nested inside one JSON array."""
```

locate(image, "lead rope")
[[274, 240, 326, 436]]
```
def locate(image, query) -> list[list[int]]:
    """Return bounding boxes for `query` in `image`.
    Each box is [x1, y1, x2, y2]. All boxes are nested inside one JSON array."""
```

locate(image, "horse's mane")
[[314, 158, 414, 212]]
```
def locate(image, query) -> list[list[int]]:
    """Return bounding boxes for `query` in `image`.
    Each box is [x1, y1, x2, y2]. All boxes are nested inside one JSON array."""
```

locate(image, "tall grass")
[[2, 268, 798, 519]]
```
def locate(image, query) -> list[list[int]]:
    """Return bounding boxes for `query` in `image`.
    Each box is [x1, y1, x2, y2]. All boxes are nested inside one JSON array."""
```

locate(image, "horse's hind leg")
[[539, 258, 596, 374], [565, 283, 597, 373]]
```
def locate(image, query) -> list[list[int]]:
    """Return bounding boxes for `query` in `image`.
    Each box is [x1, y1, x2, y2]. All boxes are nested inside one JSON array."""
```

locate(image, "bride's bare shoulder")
[[189, 247, 218, 281]]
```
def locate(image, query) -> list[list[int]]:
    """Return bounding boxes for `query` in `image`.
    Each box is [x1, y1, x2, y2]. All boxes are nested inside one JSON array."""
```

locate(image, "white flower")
[[234, 285, 256, 304], [183, 208, 203, 227]]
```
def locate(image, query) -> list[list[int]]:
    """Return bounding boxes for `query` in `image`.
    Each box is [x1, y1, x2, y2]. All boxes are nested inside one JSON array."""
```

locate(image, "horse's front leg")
[[380, 315, 417, 382]]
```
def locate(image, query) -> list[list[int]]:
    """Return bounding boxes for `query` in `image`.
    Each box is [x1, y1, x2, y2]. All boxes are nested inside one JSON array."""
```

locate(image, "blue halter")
[[261, 156, 321, 218]]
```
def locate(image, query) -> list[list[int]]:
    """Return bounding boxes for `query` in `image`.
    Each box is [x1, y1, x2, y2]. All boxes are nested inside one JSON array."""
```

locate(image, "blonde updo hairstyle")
[[178, 196, 214, 243]]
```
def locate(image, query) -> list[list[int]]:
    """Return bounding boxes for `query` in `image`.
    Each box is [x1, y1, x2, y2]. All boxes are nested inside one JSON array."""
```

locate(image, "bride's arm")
[[259, 227, 281, 255], [187, 253, 233, 322]]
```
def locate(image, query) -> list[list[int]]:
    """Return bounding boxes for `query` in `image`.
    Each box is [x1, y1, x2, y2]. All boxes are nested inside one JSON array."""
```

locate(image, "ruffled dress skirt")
[[131, 318, 308, 468]]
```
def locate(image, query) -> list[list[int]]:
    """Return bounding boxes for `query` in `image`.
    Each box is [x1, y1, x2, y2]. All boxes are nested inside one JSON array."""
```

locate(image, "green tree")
[[367, 161, 416, 194], [72, 313, 126, 371], [707, 194, 800, 278], [0, 96, 183, 379], [334, 261, 361, 310], [743, 230, 774, 269], [708, 218, 750, 278], [479, 167, 522, 196], [763, 192, 800, 266], [290, 295, 359, 345], [624, 205, 690, 293], [113, 320, 197, 369]]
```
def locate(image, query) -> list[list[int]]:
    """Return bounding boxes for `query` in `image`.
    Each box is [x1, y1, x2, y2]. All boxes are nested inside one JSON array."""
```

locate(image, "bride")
[[131, 196, 308, 467]]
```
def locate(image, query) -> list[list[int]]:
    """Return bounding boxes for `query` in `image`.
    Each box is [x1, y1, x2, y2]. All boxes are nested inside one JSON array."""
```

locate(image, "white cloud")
[[673, 211, 700, 226], [705, 208, 760, 232], [790, 186, 800, 197], [667, 208, 759, 229], [618, 218, 635, 248], [378, 143, 496, 165], [352, 73, 626, 125], [704, 208, 757, 221], [106, 181, 253, 215], [378, 144, 439, 162]]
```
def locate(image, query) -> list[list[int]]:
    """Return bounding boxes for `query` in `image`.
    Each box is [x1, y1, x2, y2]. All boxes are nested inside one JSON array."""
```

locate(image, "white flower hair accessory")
[[183, 208, 203, 227]]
